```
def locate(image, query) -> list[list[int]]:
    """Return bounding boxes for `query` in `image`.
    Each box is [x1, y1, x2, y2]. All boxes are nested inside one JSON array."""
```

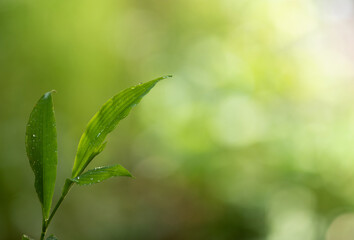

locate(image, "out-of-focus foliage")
[[1, 0, 354, 239], [22, 235, 34, 240]]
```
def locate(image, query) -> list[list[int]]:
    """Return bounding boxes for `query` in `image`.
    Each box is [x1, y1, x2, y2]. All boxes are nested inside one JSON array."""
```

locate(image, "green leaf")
[[22, 235, 34, 240], [46, 235, 58, 240], [25, 91, 58, 220], [71, 75, 171, 178], [71, 164, 133, 186]]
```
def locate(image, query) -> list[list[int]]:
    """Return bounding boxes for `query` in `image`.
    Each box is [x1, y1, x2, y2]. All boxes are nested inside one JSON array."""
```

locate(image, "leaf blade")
[[25, 91, 58, 220], [71, 164, 133, 186], [71, 75, 171, 177]]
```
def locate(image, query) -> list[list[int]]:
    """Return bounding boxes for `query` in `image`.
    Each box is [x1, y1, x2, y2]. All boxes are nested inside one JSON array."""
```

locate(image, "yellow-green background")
[[1, 0, 354, 239]]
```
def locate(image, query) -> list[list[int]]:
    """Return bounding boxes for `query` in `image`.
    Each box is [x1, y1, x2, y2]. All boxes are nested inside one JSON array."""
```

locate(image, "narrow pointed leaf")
[[22, 235, 34, 240], [46, 235, 58, 240], [71, 164, 133, 186], [25, 91, 58, 220], [71, 75, 171, 178]]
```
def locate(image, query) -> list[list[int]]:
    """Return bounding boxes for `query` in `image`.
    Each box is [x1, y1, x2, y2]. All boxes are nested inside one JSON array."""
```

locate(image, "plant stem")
[[39, 180, 74, 240], [47, 195, 65, 226], [40, 219, 47, 240]]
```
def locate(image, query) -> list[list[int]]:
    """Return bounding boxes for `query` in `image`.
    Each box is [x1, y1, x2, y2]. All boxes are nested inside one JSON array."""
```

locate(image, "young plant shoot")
[[23, 75, 171, 240]]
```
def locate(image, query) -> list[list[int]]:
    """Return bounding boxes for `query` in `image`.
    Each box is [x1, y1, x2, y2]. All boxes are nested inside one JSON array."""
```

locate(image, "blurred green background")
[[1, 0, 354, 239]]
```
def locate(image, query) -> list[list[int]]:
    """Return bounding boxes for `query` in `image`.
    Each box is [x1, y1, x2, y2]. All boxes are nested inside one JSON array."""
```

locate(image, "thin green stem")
[[40, 219, 47, 240], [47, 195, 65, 226], [39, 180, 74, 240]]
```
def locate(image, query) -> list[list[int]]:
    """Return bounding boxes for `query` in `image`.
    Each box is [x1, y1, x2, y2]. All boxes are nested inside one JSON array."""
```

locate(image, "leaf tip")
[[43, 90, 57, 99], [161, 74, 173, 80], [154, 75, 173, 82]]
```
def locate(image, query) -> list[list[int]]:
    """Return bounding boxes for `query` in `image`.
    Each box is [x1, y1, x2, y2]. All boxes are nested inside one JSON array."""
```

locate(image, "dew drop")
[[32, 134, 36, 137]]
